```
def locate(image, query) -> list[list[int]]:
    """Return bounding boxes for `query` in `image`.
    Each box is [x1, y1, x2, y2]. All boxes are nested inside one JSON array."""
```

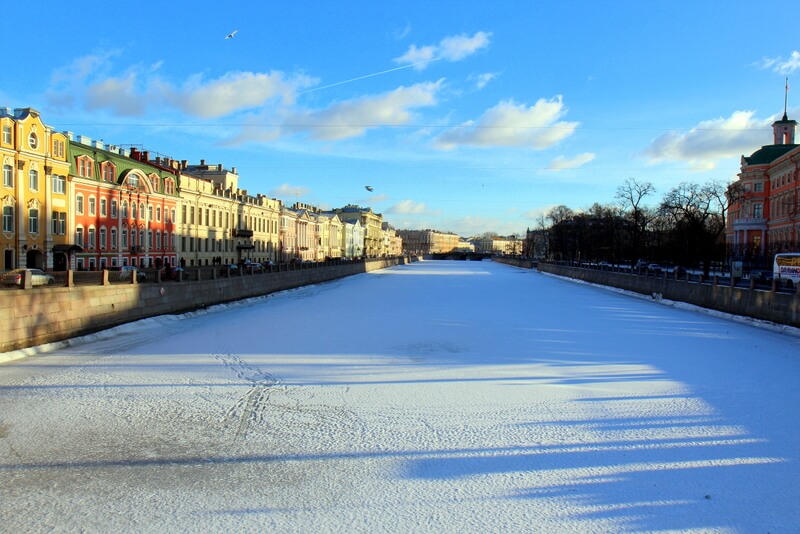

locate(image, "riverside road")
[[1, 259, 799, 533]]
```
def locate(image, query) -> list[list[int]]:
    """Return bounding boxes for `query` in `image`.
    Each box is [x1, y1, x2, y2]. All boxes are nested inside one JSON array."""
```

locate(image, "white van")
[[773, 253, 800, 288]]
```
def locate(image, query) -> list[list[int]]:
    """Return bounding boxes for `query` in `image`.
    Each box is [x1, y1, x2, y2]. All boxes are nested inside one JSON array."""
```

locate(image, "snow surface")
[[1, 259, 799, 533]]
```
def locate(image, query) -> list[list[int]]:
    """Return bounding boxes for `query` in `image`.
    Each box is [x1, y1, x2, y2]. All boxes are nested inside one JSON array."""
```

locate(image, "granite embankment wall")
[[495, 258, 800, 328], [0, 258, 411, 355]]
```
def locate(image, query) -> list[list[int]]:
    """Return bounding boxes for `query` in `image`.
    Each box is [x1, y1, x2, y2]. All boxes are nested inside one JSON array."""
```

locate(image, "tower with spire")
[[772, 76, 797, 145]]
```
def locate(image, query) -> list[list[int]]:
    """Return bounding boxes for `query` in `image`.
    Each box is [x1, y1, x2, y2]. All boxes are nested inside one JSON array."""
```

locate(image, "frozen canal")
[[1, 260, 799, 533]]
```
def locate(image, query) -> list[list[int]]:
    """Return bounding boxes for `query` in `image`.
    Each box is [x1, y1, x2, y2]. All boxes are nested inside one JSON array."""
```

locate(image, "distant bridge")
[[429, 252, 493, 261]]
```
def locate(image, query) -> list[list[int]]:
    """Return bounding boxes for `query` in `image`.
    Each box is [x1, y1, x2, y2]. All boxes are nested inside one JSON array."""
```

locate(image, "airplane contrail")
[[298, 57, 442, 96]]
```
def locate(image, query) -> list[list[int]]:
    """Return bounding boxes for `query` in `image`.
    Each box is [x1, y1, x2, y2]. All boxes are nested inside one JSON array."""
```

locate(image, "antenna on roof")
[[784, 76, 789, 120]]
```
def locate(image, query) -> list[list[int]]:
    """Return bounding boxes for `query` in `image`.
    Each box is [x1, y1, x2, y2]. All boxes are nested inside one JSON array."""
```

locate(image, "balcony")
[[731, 218, 767, 230]]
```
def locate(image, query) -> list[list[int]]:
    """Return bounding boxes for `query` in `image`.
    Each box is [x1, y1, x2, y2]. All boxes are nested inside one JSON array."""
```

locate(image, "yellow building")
[[179, 161, 282, 266], [398, 229, 460, 255], [1, 108, 70, 271], [335, 205, 384, 257]]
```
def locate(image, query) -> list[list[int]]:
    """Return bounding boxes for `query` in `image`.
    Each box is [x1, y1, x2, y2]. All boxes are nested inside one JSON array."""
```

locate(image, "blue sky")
[[4, 1, 799, 237]]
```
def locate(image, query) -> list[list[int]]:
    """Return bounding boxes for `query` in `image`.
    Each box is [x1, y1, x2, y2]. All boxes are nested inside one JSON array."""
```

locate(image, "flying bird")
[[365, 186, 374, 192], [225, 30, 239, 39]]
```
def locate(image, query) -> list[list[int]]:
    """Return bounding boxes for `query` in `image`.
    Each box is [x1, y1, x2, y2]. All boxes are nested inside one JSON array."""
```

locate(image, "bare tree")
[[546, 205, 574, 226], [659, 180, 728, 276], [615, 177, 656, 260]]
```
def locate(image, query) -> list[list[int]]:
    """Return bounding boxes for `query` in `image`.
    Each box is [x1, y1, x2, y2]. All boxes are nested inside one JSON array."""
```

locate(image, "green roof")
[[743, 144, 799, 165]]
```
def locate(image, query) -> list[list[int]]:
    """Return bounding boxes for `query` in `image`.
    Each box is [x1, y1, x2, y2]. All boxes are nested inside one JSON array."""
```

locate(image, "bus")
[[773, 253, 800, 288]]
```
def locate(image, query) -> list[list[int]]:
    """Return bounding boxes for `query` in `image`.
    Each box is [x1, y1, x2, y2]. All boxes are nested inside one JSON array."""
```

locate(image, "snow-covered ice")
[[1, 259, 799, 533]]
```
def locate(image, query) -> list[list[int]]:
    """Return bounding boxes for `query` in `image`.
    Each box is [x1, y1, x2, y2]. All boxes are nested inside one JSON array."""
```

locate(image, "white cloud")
[[85, 74, 146, 116], [393, 23, 412, 41], [434, 96, 579, 150], [230, 80, 443, 144], [387, 200, 429, 215], [758, 51, 800, 75], [548, 152, 596, 170], [269, 183, 310, 198], [163, 71, 314, 118], [473, 72, 498, 90], [641, 110, 771, 169], [47, 52, 316, 119], [394, 31, 491, 70]]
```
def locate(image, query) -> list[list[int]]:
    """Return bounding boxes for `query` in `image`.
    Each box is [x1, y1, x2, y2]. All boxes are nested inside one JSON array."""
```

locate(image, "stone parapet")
[[0, 257, 413, 358]]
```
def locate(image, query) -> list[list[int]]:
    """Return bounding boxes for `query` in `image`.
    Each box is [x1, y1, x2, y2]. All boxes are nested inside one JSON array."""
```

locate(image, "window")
[[77, 157, 93, 178], [76, 194, 84, 214], [75, 226, 84, 247], [140, 203, 145, 220], [88, 196, 96, 216], [131, 202, 137, 219], [754, 182, 763, 192], [3, 164, 12, 187], [121, 228, 128, 249], [2, 125, 10, 144], [156, 207, 161, 222], [127, 174, 139, 189], [753, 204, 763, 218], [165, 179, 175, 195], [53, 139, 65, 158], [51, 211, 59, 234], [2, 206, 12, 232], [28, 208, 39, 234], [29, 169, 39, 191], [111, 199, 118, 218], [121, 201, 128, 219], [148, 204, 153, 221], [28, 132, 38, 149], [102, 163, 116, 182], [100, 198, 107, 217], [111, 227, 117, 249], [151, 176, 160, 192], [52, 174, 66, 194], [99, 228, 107, 250]]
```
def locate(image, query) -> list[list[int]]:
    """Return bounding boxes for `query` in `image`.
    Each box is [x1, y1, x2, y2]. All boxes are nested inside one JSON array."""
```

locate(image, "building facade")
[[727, 113, 800, 263], [335, 205, 385, 257], [398, 229, 461, 255], [69, 142, 180, 271], [179, 160, 282, 267], [1, 108, 71, 271]]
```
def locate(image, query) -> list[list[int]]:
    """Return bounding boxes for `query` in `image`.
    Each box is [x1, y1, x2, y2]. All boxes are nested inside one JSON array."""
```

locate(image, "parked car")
[[647, 263, 663, 274], [750, 269, 774, 283], [109, 265, 146, 282], [244, 262, 263, 272], [1, 268, 55, 287]]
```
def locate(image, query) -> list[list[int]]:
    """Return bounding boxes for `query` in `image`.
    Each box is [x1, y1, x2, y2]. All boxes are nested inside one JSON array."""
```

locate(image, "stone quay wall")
[[495, 258, 800, 329], [1, 258, 413, 356]]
